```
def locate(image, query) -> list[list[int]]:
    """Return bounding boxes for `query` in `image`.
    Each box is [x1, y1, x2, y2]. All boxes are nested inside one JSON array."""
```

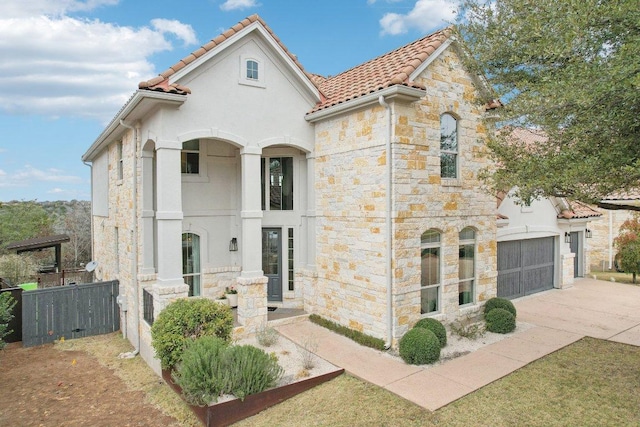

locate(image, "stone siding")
[[311, 47, 497, 345]]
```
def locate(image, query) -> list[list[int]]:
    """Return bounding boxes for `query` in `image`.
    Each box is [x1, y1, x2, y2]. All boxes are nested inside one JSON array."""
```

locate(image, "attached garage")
[[497, 237, 555, 299]]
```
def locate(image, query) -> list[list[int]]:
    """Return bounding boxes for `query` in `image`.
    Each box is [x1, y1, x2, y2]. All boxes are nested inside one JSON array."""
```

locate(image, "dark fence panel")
[[0, 287, 23, 343], [22, 281, 119, 347]]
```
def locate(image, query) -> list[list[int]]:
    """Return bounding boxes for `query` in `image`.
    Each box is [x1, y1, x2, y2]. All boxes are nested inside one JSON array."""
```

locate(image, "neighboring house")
[[590, 192, 640, 271], [495, 128, 603, 297], [83, 15, 504, 372]]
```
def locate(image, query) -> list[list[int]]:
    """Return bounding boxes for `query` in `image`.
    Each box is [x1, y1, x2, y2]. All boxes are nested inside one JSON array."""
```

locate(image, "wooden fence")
[[21, 281, 120, 347]]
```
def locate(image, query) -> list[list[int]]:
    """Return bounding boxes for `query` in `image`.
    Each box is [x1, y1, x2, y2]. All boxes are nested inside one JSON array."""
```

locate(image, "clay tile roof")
[[138, 14, 318, 95], [602, 189, 640, 201], [558, 200, 602, 219], [309, 27, 452, 114]]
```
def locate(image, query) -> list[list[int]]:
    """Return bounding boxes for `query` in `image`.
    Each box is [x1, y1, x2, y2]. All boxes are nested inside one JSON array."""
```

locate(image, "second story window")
[[261, 157, 293, 210], [116, 141, 123, 180], [247, 60, 259, 80], [181, 140, 199, 174], [440, 113, 458, 179]]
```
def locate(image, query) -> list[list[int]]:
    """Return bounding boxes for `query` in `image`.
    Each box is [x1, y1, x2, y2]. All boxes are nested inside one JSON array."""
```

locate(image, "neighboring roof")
[[6, 234, 70, 252], [138, 14, 317, 95], [558, 200, 602, 219], [310, 28, 451, 113]]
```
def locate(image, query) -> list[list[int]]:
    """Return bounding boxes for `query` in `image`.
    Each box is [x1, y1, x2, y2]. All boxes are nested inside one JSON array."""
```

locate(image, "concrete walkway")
[[276, 278, 640, 411]]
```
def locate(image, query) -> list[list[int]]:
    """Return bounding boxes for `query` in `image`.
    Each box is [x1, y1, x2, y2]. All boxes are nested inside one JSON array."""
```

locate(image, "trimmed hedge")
[[414, 318, 447, 348], [399, 328, 440, 365], [151, 297, 234, 369], [309, 314, 386, 350], [485, 308, 516, 334], [483, 297, 517, 319]]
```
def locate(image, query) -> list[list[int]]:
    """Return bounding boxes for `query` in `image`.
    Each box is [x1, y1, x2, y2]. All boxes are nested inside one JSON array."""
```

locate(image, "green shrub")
[[151, 298, 234, 369], [413, 318, 447, 348], [256, 325, 280, 347], [223, 345, 284, 401], [483, 297, 517, 319], [172, 336, 229, 406], [399, 328, 440, 365], [309, 314, 386, 350], [485, 308, 516, 334], [0, 292, 17, 350]]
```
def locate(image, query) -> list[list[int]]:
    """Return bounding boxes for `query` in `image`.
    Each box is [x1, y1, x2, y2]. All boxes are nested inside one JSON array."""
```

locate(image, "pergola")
[[6, 234, 70, 273]]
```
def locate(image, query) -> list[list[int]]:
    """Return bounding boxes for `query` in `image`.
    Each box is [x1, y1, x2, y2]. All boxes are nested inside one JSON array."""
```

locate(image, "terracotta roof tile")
[[309, 28, 452, 113], [558, 200, 602, 219], [138, 14, 317, 95]]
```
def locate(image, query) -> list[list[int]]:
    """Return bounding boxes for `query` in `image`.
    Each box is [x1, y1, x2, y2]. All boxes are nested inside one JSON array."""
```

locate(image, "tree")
[[0, 254, 39, 286], [0, 292, 17, 349], [456, 0, 640, 204], [614, 217, 640, 284], [0, 201, 53, 254]]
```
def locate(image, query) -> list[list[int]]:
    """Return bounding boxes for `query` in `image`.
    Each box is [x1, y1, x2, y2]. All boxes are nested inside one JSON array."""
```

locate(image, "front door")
[[262, 228, 282, 302]]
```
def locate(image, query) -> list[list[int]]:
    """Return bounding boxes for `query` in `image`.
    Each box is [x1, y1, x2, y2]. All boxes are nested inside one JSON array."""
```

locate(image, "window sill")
[[116, 179, 123, 186], [239, 78, 266, 88], [181, 174, 210, 183], [441, 178, 461, 187]]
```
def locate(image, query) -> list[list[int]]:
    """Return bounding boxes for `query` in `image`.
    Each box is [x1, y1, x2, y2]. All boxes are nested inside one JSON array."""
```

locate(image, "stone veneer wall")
[[310, 47, 497, 345], [589, 208, 634, 271]]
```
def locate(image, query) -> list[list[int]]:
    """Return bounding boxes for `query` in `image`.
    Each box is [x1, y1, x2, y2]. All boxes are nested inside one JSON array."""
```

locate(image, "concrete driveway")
[[515, 277, 640, 346]]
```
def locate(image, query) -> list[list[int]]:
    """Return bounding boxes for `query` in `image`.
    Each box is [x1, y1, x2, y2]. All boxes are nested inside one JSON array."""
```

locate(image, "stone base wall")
[[559, 253, 576, 289], [201, 266, 241, 299], [236, 276, 268, 335]]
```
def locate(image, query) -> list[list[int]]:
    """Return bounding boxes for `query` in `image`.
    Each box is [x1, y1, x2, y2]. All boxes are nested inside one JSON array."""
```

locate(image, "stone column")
[[237, 146, 267, 331], [559, 252, 575, 289], [154, 140, 188, 295]]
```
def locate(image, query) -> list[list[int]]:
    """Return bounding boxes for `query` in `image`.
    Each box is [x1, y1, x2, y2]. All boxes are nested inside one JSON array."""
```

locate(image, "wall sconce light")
[[585, 229, 592, 239], [564, 232, 572, 244], [229, 237, 238, 252]]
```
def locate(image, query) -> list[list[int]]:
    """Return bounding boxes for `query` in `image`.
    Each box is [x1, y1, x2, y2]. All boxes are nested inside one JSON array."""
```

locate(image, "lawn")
[[236, 337, 640, 427], [49, 334, 639, 426], [590, 270, 640, 285]]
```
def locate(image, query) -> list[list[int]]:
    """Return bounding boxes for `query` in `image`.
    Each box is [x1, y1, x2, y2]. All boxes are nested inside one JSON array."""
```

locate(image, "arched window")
[[421, 229, 441, 314], [458, 227, 475, 305], [440, 113, 458, 178], [182, 233, 201, 296]]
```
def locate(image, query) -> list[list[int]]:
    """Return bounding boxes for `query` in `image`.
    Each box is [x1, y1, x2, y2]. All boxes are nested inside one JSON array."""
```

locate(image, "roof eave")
[[82, 90, 187, 162], [169, 20, 321, 104], [305, 85, 425, 123]]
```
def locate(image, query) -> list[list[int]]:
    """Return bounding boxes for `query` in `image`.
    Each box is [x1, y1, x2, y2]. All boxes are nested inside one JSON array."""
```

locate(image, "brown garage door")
[[497, 237, 555, 299]]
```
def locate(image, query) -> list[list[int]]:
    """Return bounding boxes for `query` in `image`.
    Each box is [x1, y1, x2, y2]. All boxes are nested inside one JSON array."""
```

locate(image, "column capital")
[[240, 145, 262, 156], [155, 139, 182, 151]]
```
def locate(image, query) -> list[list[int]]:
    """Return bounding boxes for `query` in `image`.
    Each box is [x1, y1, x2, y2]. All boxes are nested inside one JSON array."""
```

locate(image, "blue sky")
[[0, 0, 457, 202]]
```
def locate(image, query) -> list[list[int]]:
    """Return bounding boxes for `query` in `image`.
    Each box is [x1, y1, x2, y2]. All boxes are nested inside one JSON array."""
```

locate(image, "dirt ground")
[[0, 341, 181, 427]]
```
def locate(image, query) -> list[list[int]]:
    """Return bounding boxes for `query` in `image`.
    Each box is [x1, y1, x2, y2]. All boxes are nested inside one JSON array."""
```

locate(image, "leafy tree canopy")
[[0, 201, 53, 254], [456, 0, 640, 203], [614, 216, 640, 283]]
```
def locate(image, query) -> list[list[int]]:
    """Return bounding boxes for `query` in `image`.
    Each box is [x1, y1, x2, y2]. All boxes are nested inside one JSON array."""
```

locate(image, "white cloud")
[[151, 18, 198, 46], [220, 0, 260, 11], [0, 165, 84, 192], [379, 0, 457, 36], [0, 0, 119, 18], [0, 1, 197, 122]]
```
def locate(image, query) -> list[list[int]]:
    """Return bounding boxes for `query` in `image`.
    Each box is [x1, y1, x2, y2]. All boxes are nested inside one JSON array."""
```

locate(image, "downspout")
[[119, 119, 140, 358], [82, 160, 94, 265], [379, 95, 393, 350]]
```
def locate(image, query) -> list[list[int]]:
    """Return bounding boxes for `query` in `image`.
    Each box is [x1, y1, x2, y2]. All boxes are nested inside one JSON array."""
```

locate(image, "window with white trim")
[[182, 232, 201, 297], [247, 60, 259, 80], [421, 229, 441, 314], [440, 113, 458, 178], [181, 140, 199, 174], [261, 157, 293, 210], [458, 227, 475, 305]]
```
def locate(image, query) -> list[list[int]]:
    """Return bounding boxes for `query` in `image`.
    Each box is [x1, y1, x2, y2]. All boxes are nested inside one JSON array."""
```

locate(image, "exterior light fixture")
[[564, 232, 572, 244], [585, 229, 592, 239], [229, 237, 238, 251]]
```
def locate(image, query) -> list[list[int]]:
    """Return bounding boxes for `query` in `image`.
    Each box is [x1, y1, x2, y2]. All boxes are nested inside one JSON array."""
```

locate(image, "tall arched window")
[[182, 233, 201, 297], [459, 227, 475, 305], [440, 113, 458, 178], [421, 229, 441, 314]]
